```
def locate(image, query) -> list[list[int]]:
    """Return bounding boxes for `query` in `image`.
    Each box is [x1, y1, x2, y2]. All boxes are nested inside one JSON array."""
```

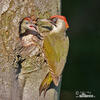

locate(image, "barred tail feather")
[[39, 72, 52, 97], [49, 68, 61, 86]]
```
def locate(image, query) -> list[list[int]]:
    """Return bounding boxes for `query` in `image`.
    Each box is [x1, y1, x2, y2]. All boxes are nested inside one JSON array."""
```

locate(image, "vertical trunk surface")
[[0, 0, 61, 100]]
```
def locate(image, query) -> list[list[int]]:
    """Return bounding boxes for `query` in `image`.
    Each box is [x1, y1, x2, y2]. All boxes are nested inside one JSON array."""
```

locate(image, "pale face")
[[50, 18, 66, 33], [21, 19, 37, 33]]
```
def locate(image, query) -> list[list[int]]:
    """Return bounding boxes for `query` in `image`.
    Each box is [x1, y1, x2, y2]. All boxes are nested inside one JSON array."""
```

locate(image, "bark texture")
[[0, 0, 61, 100]]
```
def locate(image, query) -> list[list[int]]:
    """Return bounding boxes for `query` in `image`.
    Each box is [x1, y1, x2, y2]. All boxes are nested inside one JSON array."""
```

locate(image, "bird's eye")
[[50, 17, 58, 26], [51, 17, 57, 24], [25, 22, 29, 24]]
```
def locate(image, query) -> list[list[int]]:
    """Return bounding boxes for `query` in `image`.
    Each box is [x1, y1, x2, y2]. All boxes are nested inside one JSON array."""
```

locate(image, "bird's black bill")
[[50, 21, 57, 27], [50, 17, 57, 27]]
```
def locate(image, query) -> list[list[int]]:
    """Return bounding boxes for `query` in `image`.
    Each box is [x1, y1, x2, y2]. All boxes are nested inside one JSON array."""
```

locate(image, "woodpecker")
[[19, 17, 42, 47], [38, 15, 69, 96]]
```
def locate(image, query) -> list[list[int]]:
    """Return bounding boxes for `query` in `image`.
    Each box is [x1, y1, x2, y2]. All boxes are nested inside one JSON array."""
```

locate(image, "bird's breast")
[[21, 34, 35, 47]]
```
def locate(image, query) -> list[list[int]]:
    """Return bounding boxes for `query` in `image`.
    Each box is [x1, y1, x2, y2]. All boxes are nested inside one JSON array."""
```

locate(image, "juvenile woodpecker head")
[[19, 17, 42, 47], [19, 17, 37, 34]]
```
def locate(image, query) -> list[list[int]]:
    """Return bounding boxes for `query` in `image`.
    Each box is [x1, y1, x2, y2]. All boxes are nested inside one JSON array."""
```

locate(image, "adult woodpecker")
[[19, 17, 42, 47], [38, 15, 69, 96]]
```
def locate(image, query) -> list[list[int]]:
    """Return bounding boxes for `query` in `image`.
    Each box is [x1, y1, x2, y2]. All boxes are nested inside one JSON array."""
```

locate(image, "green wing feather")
[[43, 33, 69, 85]]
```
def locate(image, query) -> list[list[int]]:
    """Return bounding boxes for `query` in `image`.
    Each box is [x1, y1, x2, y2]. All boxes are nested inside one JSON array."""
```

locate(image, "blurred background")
[[60, 0, 100, 100]]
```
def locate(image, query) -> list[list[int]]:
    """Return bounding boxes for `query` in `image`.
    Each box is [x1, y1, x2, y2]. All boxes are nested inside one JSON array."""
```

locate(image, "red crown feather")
[[50, 15, 69, 29]]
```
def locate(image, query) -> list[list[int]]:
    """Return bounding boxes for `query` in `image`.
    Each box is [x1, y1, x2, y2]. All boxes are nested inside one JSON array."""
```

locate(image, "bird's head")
[[49, 15, 69, 33], [19, 17, 37, 34], [37, 15, 69, 34], [50, 15, 69, 29]]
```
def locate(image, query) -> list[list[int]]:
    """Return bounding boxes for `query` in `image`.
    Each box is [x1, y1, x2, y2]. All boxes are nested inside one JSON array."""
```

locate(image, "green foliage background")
[[61, 0, 100, 100]]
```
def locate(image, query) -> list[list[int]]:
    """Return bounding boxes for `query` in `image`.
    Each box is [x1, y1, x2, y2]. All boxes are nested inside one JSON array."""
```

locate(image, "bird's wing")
[[43, 33, 69, 82]]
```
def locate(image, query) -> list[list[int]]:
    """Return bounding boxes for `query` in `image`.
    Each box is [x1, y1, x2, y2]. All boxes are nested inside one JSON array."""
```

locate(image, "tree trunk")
[[0, 0, 61, 100]]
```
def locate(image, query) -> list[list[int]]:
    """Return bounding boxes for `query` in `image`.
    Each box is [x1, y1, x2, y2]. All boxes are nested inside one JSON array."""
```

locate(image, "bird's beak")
[[29, 24, 37, 31], [37, 19, 53, 31], [49, 20, 57, 27], [39, 19, 49, 22], [28, 23, 43, 40]]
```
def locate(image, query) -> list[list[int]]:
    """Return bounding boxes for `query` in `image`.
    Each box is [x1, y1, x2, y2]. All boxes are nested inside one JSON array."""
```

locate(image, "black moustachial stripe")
[[41, 26, 53, 31]]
